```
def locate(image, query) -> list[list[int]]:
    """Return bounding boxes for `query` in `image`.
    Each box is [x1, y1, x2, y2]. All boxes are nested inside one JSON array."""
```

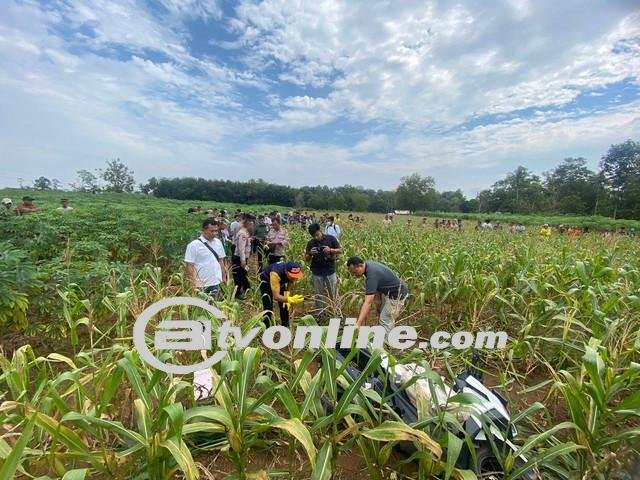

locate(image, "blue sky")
[[0, 0, 639, 196]]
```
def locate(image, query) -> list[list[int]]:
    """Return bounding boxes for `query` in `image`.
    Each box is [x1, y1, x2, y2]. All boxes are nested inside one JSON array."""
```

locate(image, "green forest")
[[127, 140, 640, 219], [26, 140, 640, 220]]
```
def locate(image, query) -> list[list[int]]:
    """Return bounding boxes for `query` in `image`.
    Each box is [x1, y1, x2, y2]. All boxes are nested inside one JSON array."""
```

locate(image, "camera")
[[312, 244, 327, 254]]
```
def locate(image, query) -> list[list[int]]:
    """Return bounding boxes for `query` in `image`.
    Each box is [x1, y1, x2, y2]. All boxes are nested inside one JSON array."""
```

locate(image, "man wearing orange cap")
[[259, 261, 304, 327]]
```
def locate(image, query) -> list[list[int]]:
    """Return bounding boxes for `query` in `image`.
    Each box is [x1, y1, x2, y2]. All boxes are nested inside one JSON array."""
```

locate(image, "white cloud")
[[232, 1, 640, 128], [158, 0, 222, 20], [0, 0, 254, 187], [0, 0, 638, 195], [225, 100, 640, 193]]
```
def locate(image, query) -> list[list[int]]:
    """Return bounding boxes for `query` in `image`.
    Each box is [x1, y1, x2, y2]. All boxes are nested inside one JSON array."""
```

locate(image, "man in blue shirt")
[[324, 215, 341, 239]]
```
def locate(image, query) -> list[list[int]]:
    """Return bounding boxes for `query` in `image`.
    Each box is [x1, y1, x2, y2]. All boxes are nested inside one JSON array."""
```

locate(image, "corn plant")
[[553, 338, 640, 478]]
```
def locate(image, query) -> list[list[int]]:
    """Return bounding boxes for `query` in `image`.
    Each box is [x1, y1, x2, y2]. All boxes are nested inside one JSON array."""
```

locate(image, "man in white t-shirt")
[[184, 218, 227, 299], [57, 198, 74, 212], [481, 219, 493, 230]]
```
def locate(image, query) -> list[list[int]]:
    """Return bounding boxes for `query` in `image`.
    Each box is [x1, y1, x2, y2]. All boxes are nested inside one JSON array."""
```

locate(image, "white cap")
[[1, 198, 11, 205]]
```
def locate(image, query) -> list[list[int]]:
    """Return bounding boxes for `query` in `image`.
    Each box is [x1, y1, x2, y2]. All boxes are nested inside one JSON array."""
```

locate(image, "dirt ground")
[[195, 444, 371, 480]]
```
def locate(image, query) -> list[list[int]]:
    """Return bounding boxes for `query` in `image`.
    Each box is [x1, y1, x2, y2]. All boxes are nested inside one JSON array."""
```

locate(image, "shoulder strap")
[[199, 239, 220, 262]]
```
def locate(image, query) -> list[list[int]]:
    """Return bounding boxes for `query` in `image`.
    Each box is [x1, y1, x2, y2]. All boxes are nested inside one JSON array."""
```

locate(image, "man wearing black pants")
[[259, 261, 303, 327], [252, 215, 268, 272], [232, 216, 254, 300]]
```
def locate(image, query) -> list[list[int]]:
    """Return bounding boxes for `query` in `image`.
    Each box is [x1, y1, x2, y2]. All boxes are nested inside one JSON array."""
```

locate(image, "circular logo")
[[133, 296, 227, 374]]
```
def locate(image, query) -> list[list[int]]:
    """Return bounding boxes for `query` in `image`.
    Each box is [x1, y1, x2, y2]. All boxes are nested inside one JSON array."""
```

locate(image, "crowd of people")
[[183, 208, 408, 334], [1, 196, 73, 216], [470, 218, 636, 237], [382, 215, 465, 230], [181, 208, 636, 331], [1, 193, 637, 332]]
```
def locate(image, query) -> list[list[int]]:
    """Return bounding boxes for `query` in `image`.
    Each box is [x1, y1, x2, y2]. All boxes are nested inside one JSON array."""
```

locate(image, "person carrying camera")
[[304, 223, 342, 320]]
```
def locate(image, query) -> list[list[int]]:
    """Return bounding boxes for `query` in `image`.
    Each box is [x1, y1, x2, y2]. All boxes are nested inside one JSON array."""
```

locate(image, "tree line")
[[29, 140, 640, 220], [472, 140, 640, 219], [141, 140, 639, 219], [32, 159, 136, 194]]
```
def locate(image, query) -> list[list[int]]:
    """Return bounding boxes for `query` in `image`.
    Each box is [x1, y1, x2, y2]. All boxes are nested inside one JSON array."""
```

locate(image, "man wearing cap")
[[16, 196, 37, 215], [346, 257, 409, 334], [1, 198, 14, 218], [57, 198, 74, 212], [259, 261, 304, 327]]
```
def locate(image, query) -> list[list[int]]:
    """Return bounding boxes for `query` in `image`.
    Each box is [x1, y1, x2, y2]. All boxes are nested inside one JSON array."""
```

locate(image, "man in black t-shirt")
[[305, 223, 342, 320]]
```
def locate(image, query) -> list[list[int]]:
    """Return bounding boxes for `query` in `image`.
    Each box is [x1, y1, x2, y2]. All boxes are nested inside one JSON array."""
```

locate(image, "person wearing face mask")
[[1, 198, 14, 218], [324, 215, 341, 239], [346, 256, 408, 335], [259, 261, 304, 328]]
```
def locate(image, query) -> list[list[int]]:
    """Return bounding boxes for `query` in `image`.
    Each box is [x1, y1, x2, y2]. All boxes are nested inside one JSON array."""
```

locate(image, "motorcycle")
[[323, 344, 540, 479]]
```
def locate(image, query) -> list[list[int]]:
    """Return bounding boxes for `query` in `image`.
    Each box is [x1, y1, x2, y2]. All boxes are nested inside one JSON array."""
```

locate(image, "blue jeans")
[[201, 284, 220, 300]]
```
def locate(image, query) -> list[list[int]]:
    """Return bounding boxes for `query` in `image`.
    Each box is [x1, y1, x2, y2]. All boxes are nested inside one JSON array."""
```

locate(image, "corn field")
[[1, 193, 639, 479]]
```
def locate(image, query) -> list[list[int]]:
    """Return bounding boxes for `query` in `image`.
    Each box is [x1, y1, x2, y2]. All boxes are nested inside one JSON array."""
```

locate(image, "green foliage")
[[544, 158, 598, 215], [33, 176, 52, 191], [395, 173, 438, 211], [0, 193, 639, 479], [0, 241, 41, 329], [71, 169, 101, 194], [599, 139, 640, 219], [138, 140, 640, 219], [414, 211, 640, 231], [100, 158, 136, 193]]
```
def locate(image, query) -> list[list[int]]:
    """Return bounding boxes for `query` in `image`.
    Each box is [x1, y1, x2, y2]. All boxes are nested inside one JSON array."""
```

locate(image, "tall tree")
[[33, 176, 52, 190], [491, 166, 546, 213], [101, 158, 135, 193], [543, 158, 597, 215], [599, 140, 640, 219], [436, 190, 465, 212], [476, 190, 495, 213], [139, 177, 158, 195], [72, 170, 101, 194], [395, 174, 437, 211]]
